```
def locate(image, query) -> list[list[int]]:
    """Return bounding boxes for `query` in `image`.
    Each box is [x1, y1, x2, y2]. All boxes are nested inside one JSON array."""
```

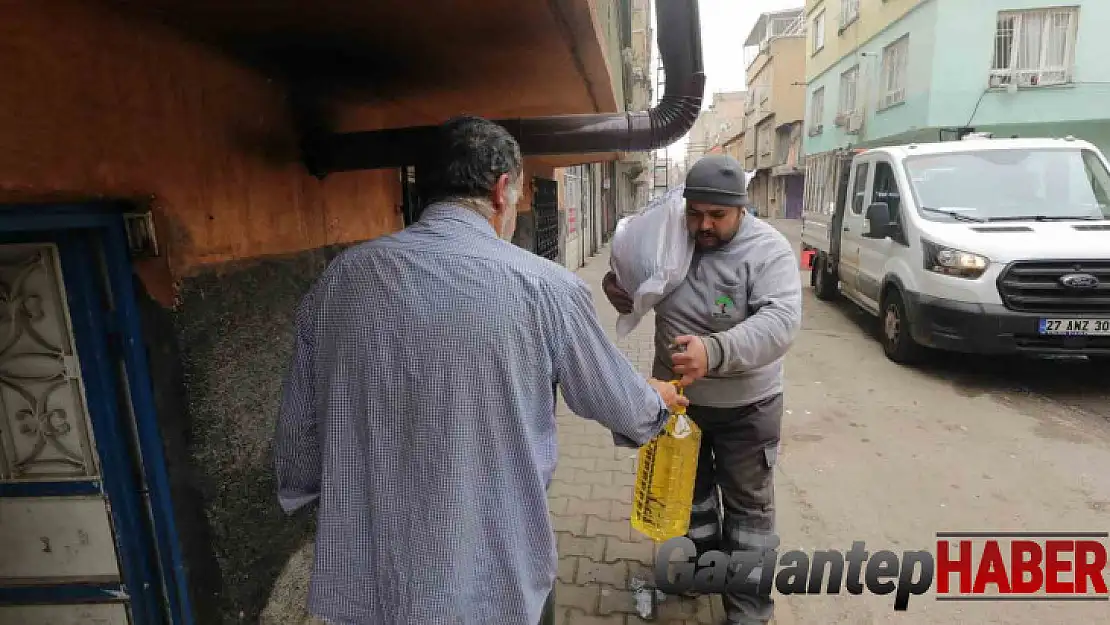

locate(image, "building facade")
[[803, 0, 1110, 157], [685, 91, 748, 168], [617, 0, 656, 217], [0, 1, 653, 624], [553, 0, 652, 271], [741, 7, 808, 219]]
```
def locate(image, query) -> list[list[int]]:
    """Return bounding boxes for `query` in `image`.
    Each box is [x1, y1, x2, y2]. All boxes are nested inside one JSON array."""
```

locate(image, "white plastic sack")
[[609, 185, 694, 338]]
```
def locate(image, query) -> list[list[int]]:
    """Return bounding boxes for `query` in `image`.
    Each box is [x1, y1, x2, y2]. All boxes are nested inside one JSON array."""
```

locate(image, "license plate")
[[1038, 318, 1110, 335]]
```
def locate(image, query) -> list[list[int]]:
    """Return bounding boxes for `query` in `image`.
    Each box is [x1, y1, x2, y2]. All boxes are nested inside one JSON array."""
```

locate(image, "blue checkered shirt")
[[274, 201, 668, 625]]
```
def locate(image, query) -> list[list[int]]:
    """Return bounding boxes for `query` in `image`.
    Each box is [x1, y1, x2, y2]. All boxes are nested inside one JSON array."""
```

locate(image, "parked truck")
[[800, 135, 1110, 364]]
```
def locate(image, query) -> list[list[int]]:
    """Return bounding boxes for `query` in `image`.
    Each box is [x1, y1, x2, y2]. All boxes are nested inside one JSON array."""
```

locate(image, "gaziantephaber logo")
[[654, 532, 1109, 611], [935, 532, 1108, 601]]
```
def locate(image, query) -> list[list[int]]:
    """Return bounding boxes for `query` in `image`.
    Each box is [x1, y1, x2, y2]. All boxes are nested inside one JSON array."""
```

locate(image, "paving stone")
[[611, 500, 633, 521], [605, 537, 657, 564], [592, 484, 634, 504], [655, 597, 700, 620], [565, 497, 612, 518], [693, 598, 718, 624], [547, 497, 570, 515], [626, 617, 698, 625], [553, 467, 578, 483], [560, 457, 598, 471], [549, 480, 592, 499], [553, 583, 600, 611], [553, 514, 587, 535], [614, 447, 640, 461], [587, 515, 633, 541], [596, 457, 636, 472], [557, 557, 577, 584], [598, 588, 639, 615], [558, 422, 588, 434], [559, 533, 607, 560], [612, 471, 637, 487], [582, 421, 610, 435], [558, 610, 624, 625], [575, 470, 615, 486], [563, 445, 599, 459], [575, 558, 628, 587]]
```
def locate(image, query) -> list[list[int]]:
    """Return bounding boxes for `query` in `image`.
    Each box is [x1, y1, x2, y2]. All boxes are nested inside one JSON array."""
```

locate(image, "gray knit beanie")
[[682, 154, 750, 208]]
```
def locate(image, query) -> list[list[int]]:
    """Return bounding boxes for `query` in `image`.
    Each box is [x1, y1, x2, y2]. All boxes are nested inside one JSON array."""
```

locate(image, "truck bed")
[[801, 149, 855, 260]]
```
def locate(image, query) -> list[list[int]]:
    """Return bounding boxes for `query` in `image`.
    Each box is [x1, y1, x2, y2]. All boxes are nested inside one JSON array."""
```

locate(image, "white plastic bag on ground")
[[609, 185, 694, 338]]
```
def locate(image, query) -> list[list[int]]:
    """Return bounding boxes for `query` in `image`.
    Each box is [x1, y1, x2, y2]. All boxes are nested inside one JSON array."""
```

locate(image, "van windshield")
[[903, 148, 1110, 222]]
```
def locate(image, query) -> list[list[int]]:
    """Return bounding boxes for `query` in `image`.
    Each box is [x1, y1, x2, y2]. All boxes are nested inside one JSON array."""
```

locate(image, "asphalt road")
[[766, 218, 1110, 625]]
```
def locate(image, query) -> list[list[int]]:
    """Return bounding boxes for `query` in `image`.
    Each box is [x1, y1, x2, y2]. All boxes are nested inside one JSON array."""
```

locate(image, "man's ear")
[[492, 173, 512, 211]]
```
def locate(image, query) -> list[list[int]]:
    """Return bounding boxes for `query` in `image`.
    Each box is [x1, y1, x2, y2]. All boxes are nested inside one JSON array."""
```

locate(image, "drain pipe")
[[303, 0, 705, 176]]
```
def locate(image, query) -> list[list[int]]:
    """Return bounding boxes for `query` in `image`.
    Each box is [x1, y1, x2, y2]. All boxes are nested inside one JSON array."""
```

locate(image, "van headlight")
[[922, 239, 989, 279]]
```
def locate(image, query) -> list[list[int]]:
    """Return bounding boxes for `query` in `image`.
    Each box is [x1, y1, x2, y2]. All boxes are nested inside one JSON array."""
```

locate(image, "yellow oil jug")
[[631, 382, 701, 542]]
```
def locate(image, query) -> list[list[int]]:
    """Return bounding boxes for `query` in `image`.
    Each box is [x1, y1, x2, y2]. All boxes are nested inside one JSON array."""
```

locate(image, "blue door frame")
[[0, 203, 193, 625]]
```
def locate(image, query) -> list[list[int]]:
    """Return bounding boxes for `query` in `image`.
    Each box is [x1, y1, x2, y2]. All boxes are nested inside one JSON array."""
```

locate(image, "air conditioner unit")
[[989, 73, 1011, 89], [845, 112, 864, 134], [879, 88, 905, 109]]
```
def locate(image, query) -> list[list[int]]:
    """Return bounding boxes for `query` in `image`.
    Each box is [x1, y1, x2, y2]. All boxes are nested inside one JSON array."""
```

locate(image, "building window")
[[759, 123, 773, 157], [812, 10, 826, 54], [879, 35, 909, 110], [809, 87, 825, 135], [990, 8, 1078, 88], [851, 163, 870, 214], [840, 0, 860, 29], [839, 65, 859, 115]]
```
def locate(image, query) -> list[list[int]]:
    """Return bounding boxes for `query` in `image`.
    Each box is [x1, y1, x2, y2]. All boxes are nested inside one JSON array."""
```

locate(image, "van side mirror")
[[865, 202, 892, 239]]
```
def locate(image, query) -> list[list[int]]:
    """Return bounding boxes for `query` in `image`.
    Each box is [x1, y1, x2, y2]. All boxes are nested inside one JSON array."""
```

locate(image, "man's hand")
[[648, 378, 690, 411], [602, 271, 634, 314], [671, 335, 709, 386]]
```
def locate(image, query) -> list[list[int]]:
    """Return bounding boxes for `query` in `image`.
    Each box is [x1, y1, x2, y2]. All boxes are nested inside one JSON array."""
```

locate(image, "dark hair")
[[417, 116, 524, 204]]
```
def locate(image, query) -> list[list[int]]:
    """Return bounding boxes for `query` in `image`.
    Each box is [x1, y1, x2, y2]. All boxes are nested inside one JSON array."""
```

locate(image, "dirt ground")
[[767, 218, 1110, 624]]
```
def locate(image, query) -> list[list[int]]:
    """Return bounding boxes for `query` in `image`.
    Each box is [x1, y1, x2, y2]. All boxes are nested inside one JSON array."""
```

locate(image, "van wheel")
[[813, 255, 838, 301], [881, 288, 925, 364]]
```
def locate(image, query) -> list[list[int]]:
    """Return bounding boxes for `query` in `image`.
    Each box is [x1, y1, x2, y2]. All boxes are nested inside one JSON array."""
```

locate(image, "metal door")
[[855, 158, 900, 309], [533, 177, 560, 261], [0, 228, 169, 624], [579, 167, 589, 261], [784, 175, 804, 219], [839, 161, 875, 302]]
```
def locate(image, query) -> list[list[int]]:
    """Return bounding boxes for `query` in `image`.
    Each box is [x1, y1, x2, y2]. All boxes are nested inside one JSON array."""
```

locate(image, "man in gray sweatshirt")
[[603, 154, 802, 625]]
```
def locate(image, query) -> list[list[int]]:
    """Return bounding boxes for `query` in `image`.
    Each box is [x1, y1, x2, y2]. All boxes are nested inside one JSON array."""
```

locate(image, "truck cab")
[[801, 136, 1110, 363]]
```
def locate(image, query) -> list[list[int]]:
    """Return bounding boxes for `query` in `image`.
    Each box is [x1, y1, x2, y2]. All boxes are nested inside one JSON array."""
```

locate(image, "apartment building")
[[619, 0, 656, 216], [555, 0, 654, 271], [737, 7, 808, 218], [685, 91, 748, 168], [803, 0, 1110, 157]]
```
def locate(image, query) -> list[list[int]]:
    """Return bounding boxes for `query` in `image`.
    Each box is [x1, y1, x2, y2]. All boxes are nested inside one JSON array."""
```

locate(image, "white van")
[[800, 136, 1110, 364]]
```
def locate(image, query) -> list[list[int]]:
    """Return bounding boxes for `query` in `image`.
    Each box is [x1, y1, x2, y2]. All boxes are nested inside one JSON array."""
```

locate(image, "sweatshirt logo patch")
[[713, 295, 735, 318]]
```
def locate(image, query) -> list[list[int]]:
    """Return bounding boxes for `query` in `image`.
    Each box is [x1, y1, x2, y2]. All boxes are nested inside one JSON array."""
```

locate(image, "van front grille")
[[996, 260, 1110, 313]]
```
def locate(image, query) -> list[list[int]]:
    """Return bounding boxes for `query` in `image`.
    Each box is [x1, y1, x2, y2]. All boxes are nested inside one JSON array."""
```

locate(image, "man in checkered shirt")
[[274, 116, 688, 625]]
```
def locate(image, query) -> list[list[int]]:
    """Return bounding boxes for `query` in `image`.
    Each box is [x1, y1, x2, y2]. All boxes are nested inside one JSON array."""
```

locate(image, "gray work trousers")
[[685, 393, 782, 625], [538, 587, 555, 625]]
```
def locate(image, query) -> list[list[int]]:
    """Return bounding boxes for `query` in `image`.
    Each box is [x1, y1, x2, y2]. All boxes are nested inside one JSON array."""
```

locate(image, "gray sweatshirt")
[[651, 215, 803, 407]]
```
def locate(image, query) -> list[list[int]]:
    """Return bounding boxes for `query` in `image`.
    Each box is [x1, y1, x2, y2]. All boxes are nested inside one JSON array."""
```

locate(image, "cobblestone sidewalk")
[[549, 245, 725, 625]]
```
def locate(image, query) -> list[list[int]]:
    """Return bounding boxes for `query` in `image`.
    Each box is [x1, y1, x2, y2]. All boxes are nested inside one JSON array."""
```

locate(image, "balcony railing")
[[764, 13, 805, 46], [747, 13, 805, 69]]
